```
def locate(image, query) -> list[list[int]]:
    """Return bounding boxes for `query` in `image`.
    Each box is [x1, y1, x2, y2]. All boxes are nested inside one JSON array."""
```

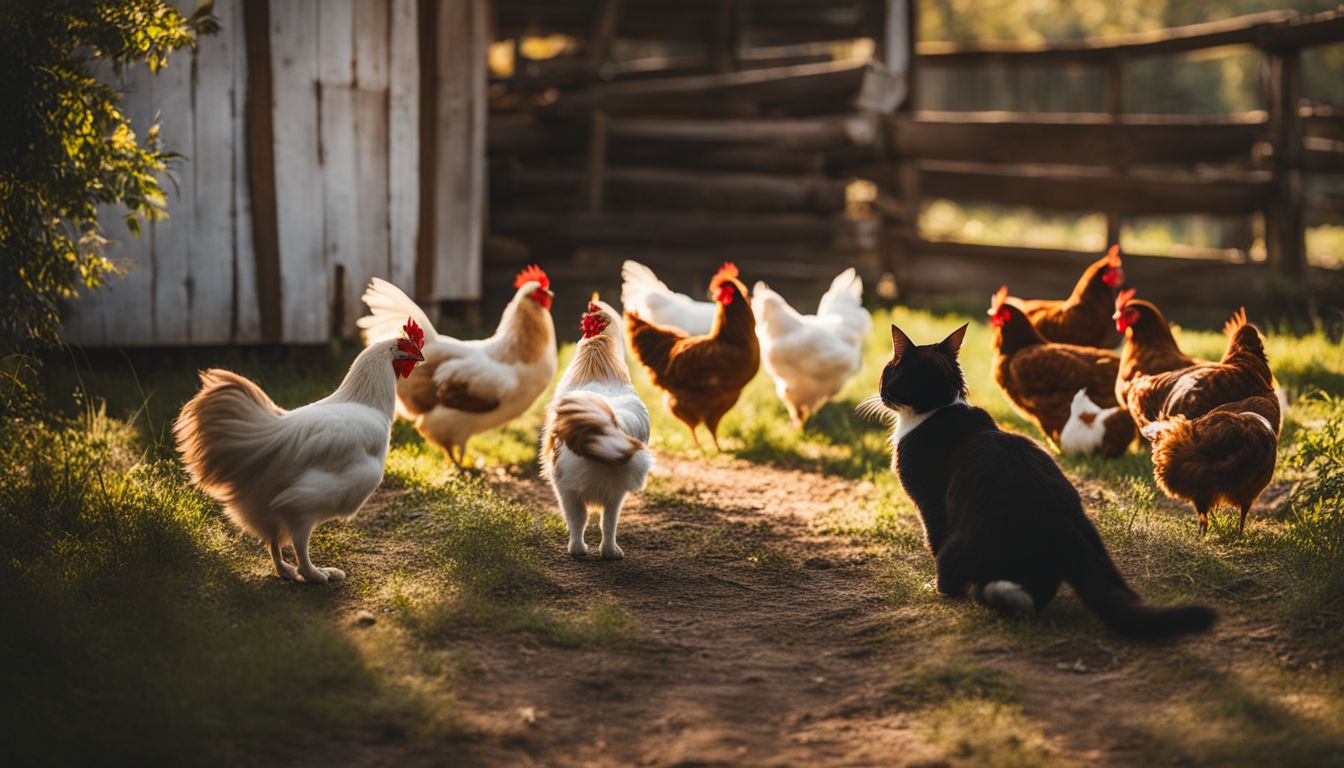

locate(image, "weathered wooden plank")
[[556, 59, 901, 116], [229, 0, 260, 343], [189, 0, 241, 344], [270, 0, 327, 342], [150, 17, 195, 344], [888, 111, 1268, 166], [243, 0, 282, 342], [99, 65, 159, 345], [351, 0, 392, 336], [495, 166, 850, 213], [493, 210, 880, 250], [387, 0, 419, 291], [917, 161, 1274, 216], [429, 0, 486, 301], [1257, 8, 1344, 50], [916, 10, 1297, 65], [316, 0, 360, 337]]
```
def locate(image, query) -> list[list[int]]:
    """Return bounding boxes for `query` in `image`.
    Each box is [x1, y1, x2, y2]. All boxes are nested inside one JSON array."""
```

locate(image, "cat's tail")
[[1059, 517, 1217, 639]]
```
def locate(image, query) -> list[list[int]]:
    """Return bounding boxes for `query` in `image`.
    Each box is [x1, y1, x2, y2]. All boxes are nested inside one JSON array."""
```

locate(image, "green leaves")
[[0, 0, 207, 348]]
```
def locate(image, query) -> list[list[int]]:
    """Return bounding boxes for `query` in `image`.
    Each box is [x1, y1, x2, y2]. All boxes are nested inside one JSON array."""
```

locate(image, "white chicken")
[[358, 266, 558, 466], [620, 259, 718, 336], [1060, 389, 1135, 457], [751, 268, 872, 427], [541, 297, 653, 559], [174, 320, 426, 583]]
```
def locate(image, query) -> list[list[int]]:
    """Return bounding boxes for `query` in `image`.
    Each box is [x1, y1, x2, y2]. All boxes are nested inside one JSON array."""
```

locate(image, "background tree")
[[0, 0, 215, 349]]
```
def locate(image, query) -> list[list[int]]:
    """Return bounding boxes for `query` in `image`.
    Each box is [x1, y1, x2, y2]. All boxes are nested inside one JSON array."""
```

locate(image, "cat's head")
[[871, 323, 969, 414]]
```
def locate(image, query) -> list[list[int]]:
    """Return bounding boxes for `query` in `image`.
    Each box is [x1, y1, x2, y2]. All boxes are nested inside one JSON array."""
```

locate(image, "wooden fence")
[[63, 0, 487, 347], [884, 8, 1344, 307]]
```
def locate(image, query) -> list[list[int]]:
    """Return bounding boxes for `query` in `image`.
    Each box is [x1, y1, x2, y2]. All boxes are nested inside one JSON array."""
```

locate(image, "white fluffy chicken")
[[174, 320, 426, 583], [541, 298, 653, 559], [752, 268, 872, 427], [358, 266, 558, 466], [620, 259, 718, 336]]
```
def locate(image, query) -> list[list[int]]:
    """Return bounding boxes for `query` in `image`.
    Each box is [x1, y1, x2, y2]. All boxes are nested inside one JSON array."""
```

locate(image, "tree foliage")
[[0, 0, 214, 349]]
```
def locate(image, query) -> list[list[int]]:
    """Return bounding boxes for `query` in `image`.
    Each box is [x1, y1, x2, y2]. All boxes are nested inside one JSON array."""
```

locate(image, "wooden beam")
[[710, 0, 738, 73], [555, 58, 903, 116], [241, 0, 283, 343], [587, 0, 623, 76], [492, 210, 880, 249], [414, 0, 438, 302], [916, 161, 1274, 216], [887, 112, 1268, 166], [606, 113, 881, 148], [901, 239, 1275, 309], [1257, 9, 1344, 50], [917, 10, 1298, 65], [583, 111, 608, 211], [495, 166, 850, 213], [1265, 49, 1306, 279]]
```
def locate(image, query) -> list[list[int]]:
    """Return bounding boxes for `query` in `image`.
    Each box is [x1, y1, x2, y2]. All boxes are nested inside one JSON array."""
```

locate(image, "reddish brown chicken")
[[1112, 289, 1203, 413], [1014, 245, 1126, 348], [989, 286, 1134, 455], [626, 263, 760, 451], [1118, 301, 1281, 533]]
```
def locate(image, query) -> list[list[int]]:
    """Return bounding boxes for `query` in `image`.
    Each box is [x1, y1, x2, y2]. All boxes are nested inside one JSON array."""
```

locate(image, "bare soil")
[[294, 453, 1340, 768]]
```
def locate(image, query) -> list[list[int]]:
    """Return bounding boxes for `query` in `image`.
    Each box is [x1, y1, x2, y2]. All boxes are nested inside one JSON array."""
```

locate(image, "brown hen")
[[1015, 245, 1125, 348], [1118, 300, 1281, 533], [626, 263, 760, 451], [989, 286, 1134, 454]]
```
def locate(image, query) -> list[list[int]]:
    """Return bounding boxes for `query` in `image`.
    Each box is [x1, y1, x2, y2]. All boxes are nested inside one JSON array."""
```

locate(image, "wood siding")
[[63, 0, 483, 346]]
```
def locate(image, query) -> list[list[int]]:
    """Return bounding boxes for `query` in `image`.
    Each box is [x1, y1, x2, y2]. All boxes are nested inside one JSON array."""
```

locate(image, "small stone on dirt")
[[803, 557, 834, 569], [354, 610, 376, 627]]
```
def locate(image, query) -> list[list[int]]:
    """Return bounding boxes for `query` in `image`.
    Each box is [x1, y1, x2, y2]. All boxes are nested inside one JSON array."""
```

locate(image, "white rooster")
[[541, 297, 653, 559], [174, 320, 426, 583], [620, 259, 718, 336], [752, 268, 872, 427], [358, 266, 558, 466]]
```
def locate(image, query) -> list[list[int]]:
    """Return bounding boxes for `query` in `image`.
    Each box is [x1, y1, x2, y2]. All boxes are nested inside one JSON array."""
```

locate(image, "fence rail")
[[893, 7, 1344, 295]]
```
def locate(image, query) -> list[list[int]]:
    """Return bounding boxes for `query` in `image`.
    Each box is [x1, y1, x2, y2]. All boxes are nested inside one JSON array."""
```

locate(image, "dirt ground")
[[284, 452, 1337, 768]]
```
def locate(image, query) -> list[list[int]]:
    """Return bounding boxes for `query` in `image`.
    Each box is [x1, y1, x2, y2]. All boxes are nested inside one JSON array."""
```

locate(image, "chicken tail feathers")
[[173, 370, 285, 517], [1145, 401, 1279, 513], [358, 278, 438, 345], [625, 312, 682, 385], [547, 392, 646, 466], [620, 260, 670, 315]]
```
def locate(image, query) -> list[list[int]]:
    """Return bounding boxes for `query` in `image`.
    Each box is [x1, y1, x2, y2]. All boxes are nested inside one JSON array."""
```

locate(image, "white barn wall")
[[62, 0, 480, 346]]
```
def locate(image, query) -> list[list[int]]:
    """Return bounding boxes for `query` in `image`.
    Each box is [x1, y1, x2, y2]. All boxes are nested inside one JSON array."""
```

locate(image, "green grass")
[[6, 301, 1344, 764], [0, 351, 629, 764]]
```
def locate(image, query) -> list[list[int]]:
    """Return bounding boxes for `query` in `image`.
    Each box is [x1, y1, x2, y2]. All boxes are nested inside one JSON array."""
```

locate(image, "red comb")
[[1115, 288, 1136, 312], [1106, 244, 1122, 267], [580, 310, 608, 338], [402, 318, 424, 349], [514, 264, 549, 290], [990, 285, 1008, 313], [709, 262, 740, 291]]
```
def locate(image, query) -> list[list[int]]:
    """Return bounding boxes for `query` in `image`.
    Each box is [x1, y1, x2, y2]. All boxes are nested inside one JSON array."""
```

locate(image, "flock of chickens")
[[173, 251, 1279, 581], [989, 246, 1281, 535]]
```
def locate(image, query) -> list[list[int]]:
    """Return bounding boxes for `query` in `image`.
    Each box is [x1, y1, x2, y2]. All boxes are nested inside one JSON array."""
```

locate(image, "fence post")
[[1104, 53, 1125, 249], [1265, 48, 1306, 282]]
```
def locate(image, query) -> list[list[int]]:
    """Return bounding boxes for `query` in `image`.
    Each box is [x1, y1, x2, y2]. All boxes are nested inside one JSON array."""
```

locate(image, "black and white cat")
[[859, 323, 1215, 639]]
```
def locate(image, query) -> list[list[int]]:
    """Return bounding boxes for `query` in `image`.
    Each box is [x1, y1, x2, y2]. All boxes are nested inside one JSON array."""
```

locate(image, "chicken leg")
[[292, 518, 346, 583]]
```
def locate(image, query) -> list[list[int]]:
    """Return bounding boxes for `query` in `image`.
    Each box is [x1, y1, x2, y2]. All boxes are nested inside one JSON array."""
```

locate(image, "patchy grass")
[[1, 347, 628, 763], [8, 299, 1344, 764]]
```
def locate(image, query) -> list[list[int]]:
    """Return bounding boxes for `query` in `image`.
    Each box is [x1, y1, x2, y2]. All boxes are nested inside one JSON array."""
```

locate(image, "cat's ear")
[[890, 324, 913, 361], [939, 323, 969, 357]]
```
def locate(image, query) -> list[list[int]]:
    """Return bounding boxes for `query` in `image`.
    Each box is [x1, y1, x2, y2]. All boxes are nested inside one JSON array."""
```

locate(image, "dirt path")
[[300, 453, 1339, 768], [445, 454, 946, 767]]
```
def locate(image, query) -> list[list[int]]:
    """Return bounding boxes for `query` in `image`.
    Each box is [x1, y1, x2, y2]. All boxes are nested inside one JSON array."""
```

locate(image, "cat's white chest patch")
[[894, 397, 967, 443]]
